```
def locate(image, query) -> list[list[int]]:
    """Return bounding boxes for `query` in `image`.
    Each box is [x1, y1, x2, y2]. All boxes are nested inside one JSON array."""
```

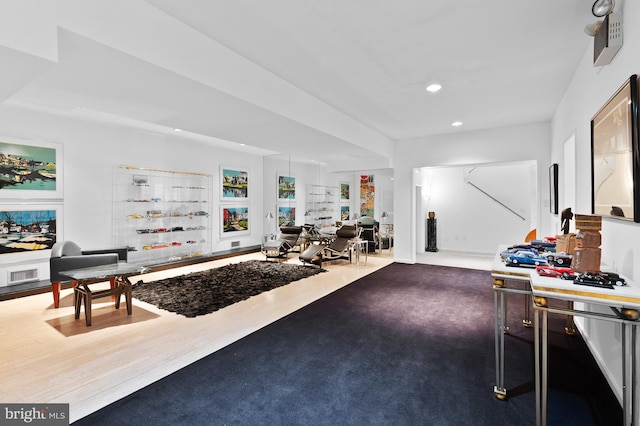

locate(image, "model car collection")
[[546, 252, 573, 266], [500, 246, 539, 260], [574, 272, 615, 289], [528, 239, 557, 252], [502, 238, 629, 290], [500, 240, 627, 289], [504, 251, 548, 267], [535, 265, 575, 279], [599, 272, 626, 286]]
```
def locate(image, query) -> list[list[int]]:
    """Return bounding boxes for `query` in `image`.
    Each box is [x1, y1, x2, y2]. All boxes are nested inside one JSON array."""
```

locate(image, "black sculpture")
[[426, 211, 438, 252], [561, 207, 573, 234]]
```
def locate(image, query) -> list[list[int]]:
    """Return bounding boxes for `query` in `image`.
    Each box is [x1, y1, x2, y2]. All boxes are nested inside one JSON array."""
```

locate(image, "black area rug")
[[76, 263, 621, 425], [132, 260, 325, 318]]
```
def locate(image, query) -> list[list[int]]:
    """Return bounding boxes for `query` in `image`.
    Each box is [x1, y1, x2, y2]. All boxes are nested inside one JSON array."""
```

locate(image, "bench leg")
[[74, 288, 82, 319], [85, 291, 92, 326], [122, 278, 133, 315], [52, 282, 61, 308], [114, 280, 122, 310], [110, 276, 116, 302], [72, 280, 78, 309]]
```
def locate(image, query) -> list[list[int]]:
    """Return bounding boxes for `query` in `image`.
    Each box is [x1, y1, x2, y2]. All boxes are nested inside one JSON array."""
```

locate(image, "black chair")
[[299, 225, 359, 267], [322, 225, 359, 262], [50, 241, 128, 308], [278, 225, 304, 251], [263, 225, 303, 259], [358, 217, 379, 253]]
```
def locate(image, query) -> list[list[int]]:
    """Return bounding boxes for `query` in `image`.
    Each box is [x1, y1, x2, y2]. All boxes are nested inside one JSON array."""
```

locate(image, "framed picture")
[[360, 174, 375, 218], [221, 205, 250, 237], [549, 164, 558, 215], [277, 174, 296, 200], [0, 138, 63, 199], [0, 204, 62, 260], [340, 205, 350, 221], [591, 74, 640, 222], [220, 167, 248, 200], [278, 205, 296, 226], [340, 182, 350, 201]]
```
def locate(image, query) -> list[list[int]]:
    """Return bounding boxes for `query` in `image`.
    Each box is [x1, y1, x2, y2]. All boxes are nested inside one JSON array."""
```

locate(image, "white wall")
[[0, 105, 264, 284], [418, 161, 537, 254], [550, 1, 640, 403], [393, 121, 552, 263]]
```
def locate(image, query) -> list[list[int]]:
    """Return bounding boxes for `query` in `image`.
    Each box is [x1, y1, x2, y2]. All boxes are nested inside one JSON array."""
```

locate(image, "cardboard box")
[[572, 247, 601, 273], [556, 233, 576, 254]]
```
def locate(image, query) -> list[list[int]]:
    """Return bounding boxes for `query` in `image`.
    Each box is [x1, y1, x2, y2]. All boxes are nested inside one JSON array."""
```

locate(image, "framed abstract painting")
[[591, 75, 640, 222]]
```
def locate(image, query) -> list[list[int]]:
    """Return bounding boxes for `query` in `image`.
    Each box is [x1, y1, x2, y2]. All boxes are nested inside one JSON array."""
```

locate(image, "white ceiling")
[[0, 0, 597, 170]]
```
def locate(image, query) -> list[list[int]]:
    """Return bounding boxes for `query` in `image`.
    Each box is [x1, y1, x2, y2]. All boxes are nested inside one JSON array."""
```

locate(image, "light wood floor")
[[0, 251, 395, 423]]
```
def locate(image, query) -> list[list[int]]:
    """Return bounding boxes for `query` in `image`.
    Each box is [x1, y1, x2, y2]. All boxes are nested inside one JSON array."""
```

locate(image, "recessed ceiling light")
[[426, 84, 442, 93], [451, 121, 463, 127], [173, 128, 182, 132]]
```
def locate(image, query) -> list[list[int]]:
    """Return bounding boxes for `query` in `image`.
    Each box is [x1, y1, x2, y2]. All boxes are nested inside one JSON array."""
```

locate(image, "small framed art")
[[221, 205, 250, 237], [277, 174, 296, 200], [0, 204, 62, 259], [278, 206, 296, 226], [220, 167, 248, 200], [549, 164, 558, 215], [0, 138, 63, 199], [340, 182, 350, 201]]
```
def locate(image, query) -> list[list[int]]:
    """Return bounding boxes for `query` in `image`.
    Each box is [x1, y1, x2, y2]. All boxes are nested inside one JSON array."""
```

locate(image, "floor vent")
[[8, 268, 39, 285], [231, 241, 240, 248]]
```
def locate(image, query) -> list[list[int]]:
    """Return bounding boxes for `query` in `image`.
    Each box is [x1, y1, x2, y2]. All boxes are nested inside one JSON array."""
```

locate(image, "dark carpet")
[[74, 263, 621, 425], [132, 260, 325, 317]]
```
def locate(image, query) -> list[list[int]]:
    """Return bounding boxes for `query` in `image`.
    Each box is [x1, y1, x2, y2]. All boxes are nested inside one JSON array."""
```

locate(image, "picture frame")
[[591, 74, 640, 222], [220, 167, 248, 200], [220, 205, 250, 237], [0, 137, 63, 199], [340, 182, 350, 201], [340, 205, 350, 221], [360, 174, 374, 218], [277, 205, 296, 226], [0, 204, 62, 260], [549, 163, 558, 215], [277, 174, 296, 201]]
